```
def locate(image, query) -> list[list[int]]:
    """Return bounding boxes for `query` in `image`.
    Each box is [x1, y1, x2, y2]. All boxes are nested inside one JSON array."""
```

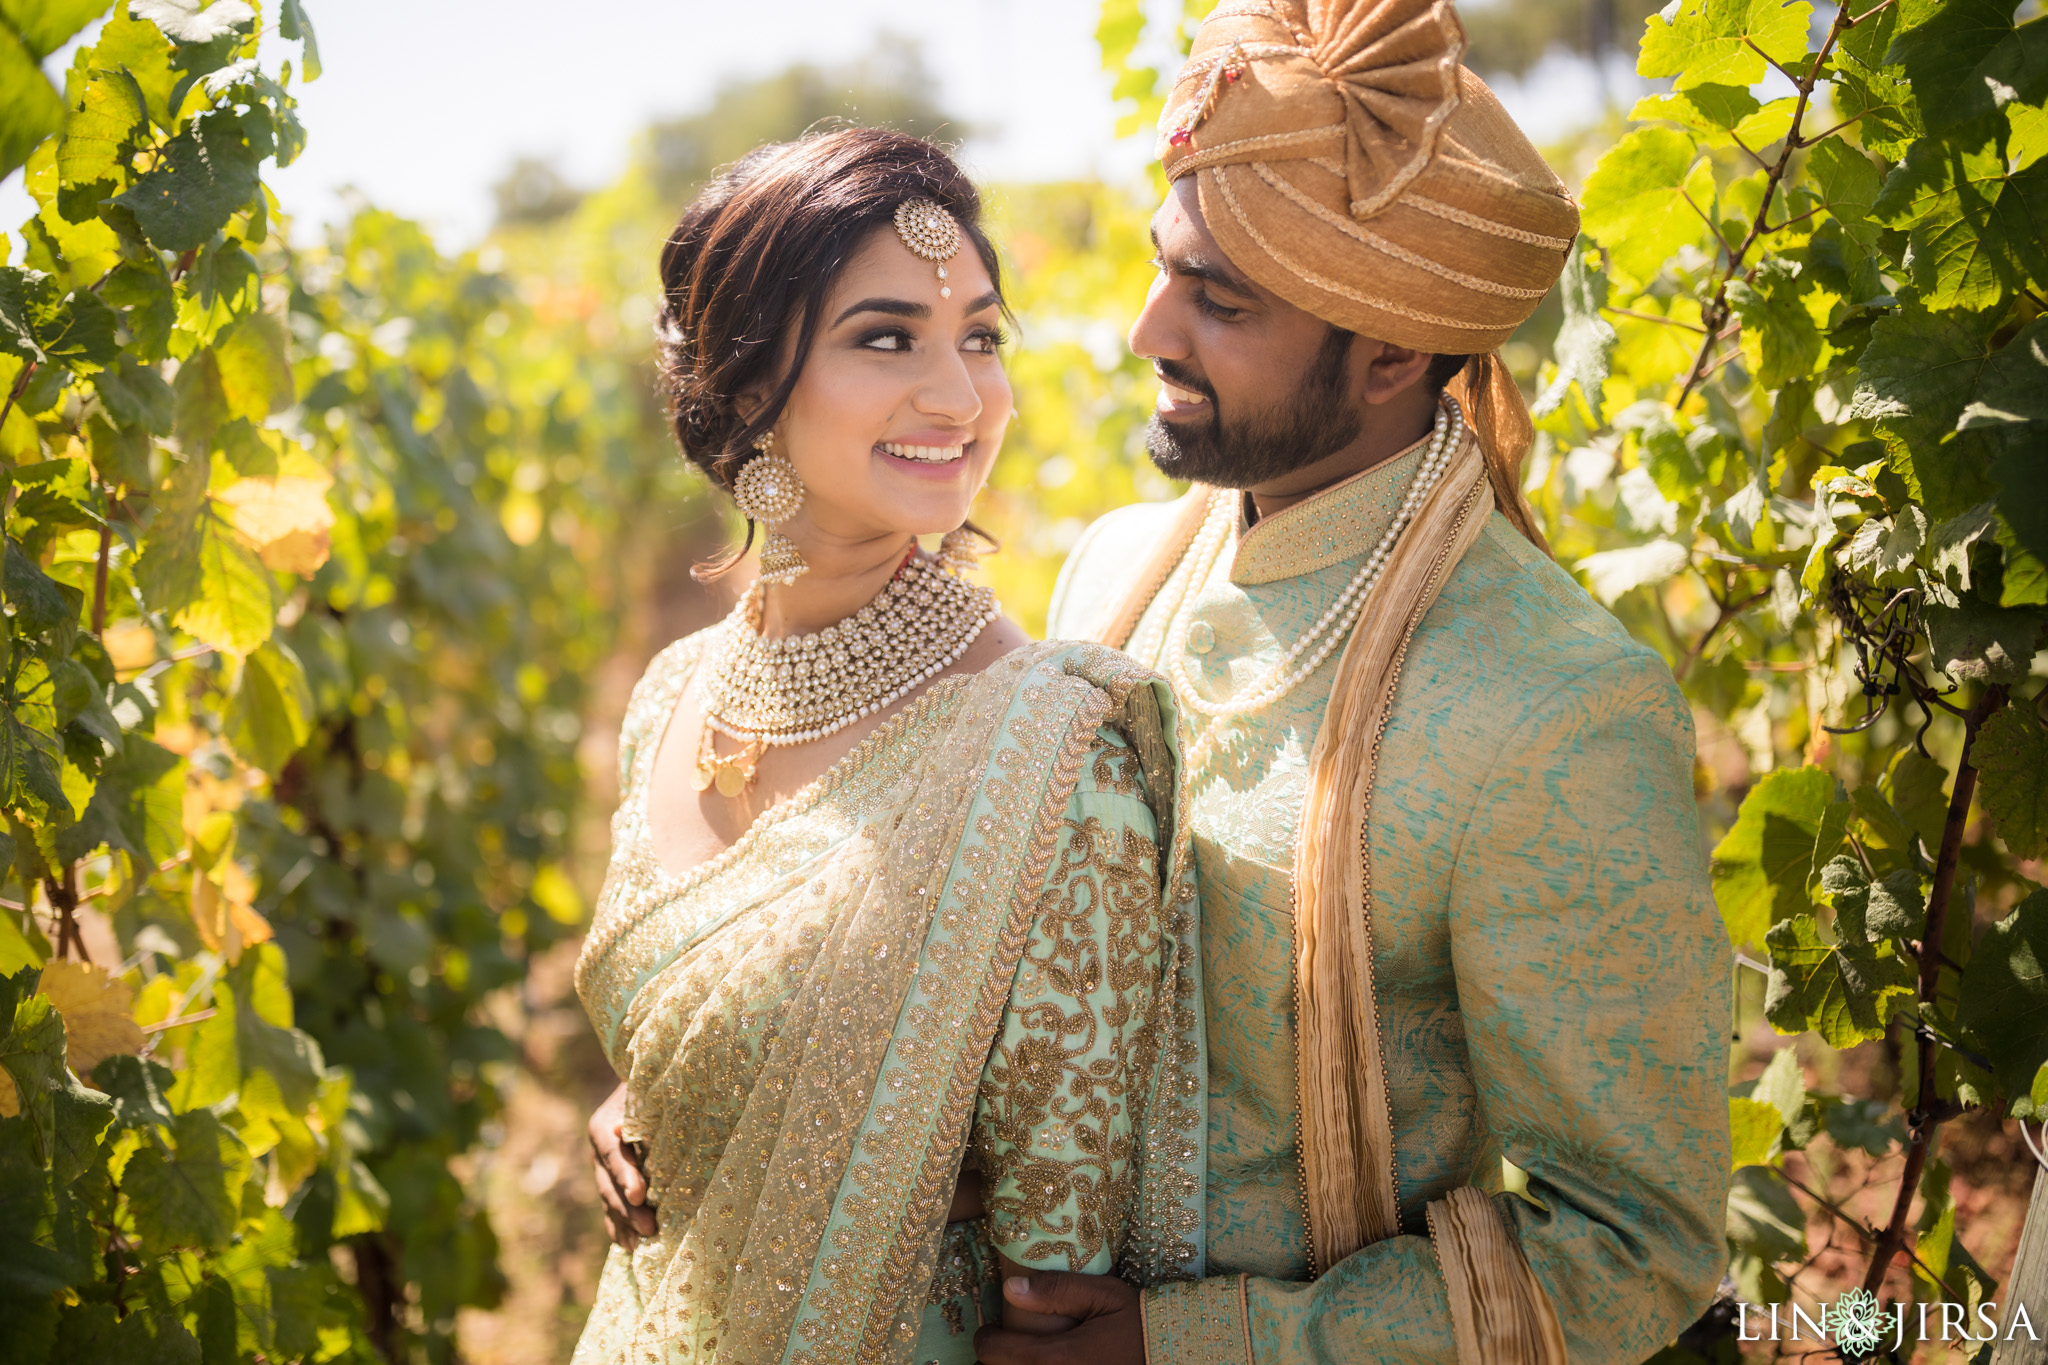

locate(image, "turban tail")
[[1158, 0, 1575, 546]]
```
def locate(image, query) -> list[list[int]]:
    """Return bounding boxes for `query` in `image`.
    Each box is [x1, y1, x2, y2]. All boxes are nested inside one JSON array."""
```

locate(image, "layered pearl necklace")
[[694, 552, 999, 796], [1163, 398, 1463, 754]]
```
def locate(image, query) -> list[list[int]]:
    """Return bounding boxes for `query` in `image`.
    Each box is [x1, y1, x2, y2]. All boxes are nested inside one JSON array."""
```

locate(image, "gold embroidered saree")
[[572, 639, 1207, 1365]]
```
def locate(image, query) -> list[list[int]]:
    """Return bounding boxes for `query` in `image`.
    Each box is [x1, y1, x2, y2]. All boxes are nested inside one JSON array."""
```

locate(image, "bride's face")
[[765, 225, 1012, 543]]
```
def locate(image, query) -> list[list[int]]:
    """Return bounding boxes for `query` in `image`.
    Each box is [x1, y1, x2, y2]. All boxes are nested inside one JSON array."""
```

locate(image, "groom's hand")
[[974, 1271, 1145, 1364], [587, 1082, 656, 1250]]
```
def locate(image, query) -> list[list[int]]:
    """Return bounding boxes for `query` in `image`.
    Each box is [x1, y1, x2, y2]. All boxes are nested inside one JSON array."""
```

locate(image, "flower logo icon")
[[1830, 1287, 1884, 1357]]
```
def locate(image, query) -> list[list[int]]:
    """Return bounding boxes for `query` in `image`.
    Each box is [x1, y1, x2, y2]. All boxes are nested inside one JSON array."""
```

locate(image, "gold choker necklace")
[[694, 553, 1000, 796]]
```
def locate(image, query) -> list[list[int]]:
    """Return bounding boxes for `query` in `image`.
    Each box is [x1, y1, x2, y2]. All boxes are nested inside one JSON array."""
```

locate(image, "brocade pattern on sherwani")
[[572, 639, 1206, 1365], [1048, 444, 1731, 1365]]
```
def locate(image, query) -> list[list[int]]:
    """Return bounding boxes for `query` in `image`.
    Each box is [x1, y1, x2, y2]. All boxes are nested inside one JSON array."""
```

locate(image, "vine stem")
[[1676, 0, 1858, 404], [0, 359, 35, 433], [1859, 683, 2009, 1293]]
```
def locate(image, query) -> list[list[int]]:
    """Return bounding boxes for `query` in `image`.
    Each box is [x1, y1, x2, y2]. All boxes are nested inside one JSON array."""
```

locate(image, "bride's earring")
[[732, 431, 808, 585], [937, 525, 983, 575]]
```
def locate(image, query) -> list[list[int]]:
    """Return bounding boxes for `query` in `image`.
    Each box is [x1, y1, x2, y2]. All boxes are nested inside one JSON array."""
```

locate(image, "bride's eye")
[[858, 327, 913, 352], [964, 327, 1008, 355]]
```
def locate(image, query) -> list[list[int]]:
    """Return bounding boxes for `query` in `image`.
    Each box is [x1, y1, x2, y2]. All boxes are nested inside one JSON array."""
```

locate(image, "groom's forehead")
[[1150, 182, 1254, 295]]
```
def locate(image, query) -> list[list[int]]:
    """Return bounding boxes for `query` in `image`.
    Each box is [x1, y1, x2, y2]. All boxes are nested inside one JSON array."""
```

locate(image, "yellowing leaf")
[[215, 472, 335, 578], [37, 959, 145, 1081], [191, 859, 270, 960], [1729, 1095, 1784, 1168], [103, 621, 159, 673]]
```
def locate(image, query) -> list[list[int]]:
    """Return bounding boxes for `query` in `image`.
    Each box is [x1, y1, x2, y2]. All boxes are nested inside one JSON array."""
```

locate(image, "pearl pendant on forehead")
[[894, 198, 961, 299]]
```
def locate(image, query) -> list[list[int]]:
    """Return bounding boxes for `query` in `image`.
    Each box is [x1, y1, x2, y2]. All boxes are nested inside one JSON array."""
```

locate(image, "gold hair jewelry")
[[731, 431, 808, 586], [692, 553, 999, 796], [893, 198, 962, 299]]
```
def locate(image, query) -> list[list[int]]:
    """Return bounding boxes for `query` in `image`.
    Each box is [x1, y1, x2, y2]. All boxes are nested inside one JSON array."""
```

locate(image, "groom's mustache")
[[1152, 360, 1218, 410]]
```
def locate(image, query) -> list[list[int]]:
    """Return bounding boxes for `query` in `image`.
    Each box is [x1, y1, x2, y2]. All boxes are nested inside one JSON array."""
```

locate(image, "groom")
[[980, 0, 1733, 1361]]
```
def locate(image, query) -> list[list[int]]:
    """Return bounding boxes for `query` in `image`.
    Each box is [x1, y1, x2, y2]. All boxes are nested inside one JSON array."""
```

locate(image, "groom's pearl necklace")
[[1166, 398, 1463, 729]]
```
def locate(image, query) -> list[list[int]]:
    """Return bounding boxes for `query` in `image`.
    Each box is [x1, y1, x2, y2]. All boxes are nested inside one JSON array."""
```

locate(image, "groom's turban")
[[1159, 0, 1578, 355]]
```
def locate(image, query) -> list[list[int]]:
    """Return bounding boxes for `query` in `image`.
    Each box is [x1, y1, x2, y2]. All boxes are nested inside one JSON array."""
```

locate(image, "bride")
[[570, 129, 1205, 1365]]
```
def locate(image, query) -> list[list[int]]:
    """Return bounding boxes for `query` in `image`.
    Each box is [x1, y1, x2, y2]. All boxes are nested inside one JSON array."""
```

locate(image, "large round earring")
[[731, 431, 808, 585], [937, 525, 984, 575]]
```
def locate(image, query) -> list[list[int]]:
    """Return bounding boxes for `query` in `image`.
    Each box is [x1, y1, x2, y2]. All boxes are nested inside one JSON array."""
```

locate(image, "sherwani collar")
[[1228, 433, 1432, 586]]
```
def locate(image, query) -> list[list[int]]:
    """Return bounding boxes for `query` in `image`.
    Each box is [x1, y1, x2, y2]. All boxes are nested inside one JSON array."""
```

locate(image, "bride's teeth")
[[882, 442, 964, 462]]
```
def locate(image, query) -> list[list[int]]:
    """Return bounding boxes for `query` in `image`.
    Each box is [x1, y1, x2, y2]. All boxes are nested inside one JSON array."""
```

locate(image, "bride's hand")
[[588, 1082, 657, 1250]]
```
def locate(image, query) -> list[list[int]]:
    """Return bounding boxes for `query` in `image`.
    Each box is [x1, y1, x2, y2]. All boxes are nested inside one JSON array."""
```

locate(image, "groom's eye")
[[1194, 288, 1242, 321]]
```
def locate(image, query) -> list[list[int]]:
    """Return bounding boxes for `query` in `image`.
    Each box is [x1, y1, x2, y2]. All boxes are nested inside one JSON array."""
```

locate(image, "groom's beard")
[[1143, 327, 1360, 490]]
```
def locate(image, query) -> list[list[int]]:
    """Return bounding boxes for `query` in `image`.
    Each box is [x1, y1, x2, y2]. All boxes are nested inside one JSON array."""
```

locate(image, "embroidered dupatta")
[[573, 640, 1206, 1365]]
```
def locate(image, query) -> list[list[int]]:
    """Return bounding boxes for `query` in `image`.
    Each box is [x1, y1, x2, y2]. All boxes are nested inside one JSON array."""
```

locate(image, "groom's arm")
[[988, 647, 1732, 1365], [1152, 648, 1731, 1365]]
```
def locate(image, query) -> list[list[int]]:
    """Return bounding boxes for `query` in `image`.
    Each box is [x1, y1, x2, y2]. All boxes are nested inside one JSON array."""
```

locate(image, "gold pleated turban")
[[1159, 0, 1579, 355]]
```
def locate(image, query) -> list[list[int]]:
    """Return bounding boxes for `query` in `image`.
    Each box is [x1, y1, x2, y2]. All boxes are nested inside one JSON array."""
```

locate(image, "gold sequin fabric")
[[571, 639, 1207, 1365]]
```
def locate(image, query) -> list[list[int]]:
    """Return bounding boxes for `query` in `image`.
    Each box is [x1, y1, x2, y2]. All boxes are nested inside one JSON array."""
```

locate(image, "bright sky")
[[4, 0, 1627, 250]]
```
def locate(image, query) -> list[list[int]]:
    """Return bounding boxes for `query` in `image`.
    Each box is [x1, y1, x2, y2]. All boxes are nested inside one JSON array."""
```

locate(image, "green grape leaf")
[[1923, 599, 2044, 684], [41, 287, 119, 371], [1752, 1045, 1808, 1128], [1956, 888, 2048, 1095], [56, 67, 148, 223], [1886, 0, 2048, 133], [1850, 303, 2001, 514], [110, 108, 265, 254], [1728, 1095, 1783, 1167], [0, 0, 112, 60], [1819, 855, 1923, 944], [1726, 1165, 1807, 1262], [1726, 257, 1823, 388], [1712, 766, 1836, 946], [132, 456, 277, 655], [279, 0, 320, 81], [1580, 126, 1716, 281], [6, 538, 82, 638], [98, 731, 183, 866], [88, 9, 179, 132], [1977, 704, 2048, 858], [177, 240, 261, 348], [1532, 238, 1615, 420], [1806, 138, 1884, 251], [172, 345, 229, 450], [1640, 0, 1814, 88], [1874, 135, 2048, 310], [1829, 0, 1921, 158], [1629, 83, 1762, 145], [100, 260, 175, 363], [216, 309, 295, 419], [228, 640, 314, 775], [92, 1053, 177, 1132], [0, 1118, 88, 1303], [0, 29, 65, 181], [121, 1107, 248, 1250], [1764, 912, 1916, 1046], [90, 353, 174, 435], [1882, 745, 1952, 851]]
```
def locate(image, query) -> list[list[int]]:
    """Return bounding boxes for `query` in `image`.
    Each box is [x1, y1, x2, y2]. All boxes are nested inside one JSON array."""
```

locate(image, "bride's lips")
[[875, 432, 973, 473]]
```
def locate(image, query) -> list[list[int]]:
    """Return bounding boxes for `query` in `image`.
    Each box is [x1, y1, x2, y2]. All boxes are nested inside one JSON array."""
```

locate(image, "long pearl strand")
[[1168, 398, 1463, 735]]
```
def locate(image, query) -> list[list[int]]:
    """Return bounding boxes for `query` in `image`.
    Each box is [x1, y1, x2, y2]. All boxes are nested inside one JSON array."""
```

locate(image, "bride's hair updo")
[[655, 127, 1006, 495]]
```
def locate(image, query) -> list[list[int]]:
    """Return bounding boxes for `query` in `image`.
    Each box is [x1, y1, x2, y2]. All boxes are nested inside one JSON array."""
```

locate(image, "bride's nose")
[[911, 345, 983, 426]]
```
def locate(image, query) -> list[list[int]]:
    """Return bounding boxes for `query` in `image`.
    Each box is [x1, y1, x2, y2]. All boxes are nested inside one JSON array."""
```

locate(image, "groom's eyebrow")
[[1151, 224, 1253, 297], [833, 297, 929, 325]]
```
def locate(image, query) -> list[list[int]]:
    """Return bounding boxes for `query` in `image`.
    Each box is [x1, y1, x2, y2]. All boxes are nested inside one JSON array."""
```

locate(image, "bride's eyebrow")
[[832, 297, 927, 326]]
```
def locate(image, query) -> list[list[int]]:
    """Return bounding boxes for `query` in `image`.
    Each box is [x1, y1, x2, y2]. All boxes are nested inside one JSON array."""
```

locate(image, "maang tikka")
[[731, 430, 808, 585], [893, 198, 961, 298]]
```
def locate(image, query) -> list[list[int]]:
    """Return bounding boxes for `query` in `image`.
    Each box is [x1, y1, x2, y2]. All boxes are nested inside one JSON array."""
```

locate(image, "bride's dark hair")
[[656, 127, 1006, 506]]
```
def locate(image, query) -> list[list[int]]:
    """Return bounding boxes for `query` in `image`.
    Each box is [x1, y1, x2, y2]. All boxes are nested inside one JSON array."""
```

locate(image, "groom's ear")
[[1354, 336, 1434, 407]]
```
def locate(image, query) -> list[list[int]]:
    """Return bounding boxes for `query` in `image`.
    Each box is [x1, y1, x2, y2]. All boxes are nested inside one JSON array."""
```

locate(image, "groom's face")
[[1128, 179, 1365, 490]]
